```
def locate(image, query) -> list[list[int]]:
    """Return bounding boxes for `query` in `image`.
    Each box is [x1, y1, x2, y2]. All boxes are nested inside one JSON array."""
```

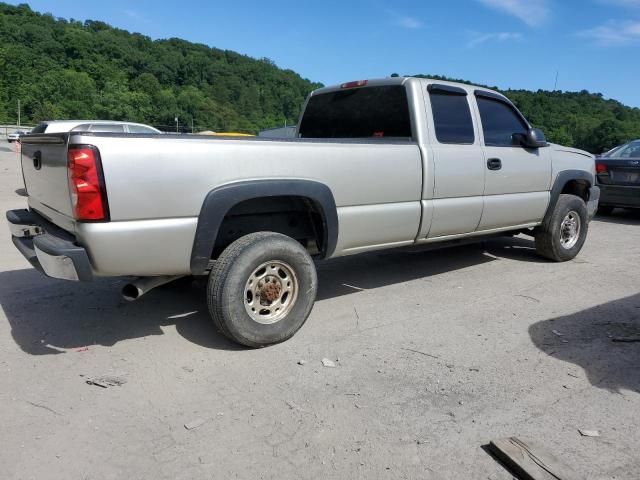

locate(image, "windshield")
[[298, 85, 412, 139], [608, 140, 640, 158]]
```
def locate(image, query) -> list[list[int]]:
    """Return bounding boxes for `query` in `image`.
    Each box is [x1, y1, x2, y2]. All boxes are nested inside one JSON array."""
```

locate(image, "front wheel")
[[535, 194, 589, 262], [206, 232, 318, 347]]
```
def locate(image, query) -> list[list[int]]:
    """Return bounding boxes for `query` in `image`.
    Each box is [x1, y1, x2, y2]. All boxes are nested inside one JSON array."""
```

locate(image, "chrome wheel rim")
[[560, 211, 581, 250], [244, 261, 298, 324]]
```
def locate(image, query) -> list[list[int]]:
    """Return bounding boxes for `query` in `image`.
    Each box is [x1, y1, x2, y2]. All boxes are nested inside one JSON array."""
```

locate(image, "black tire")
[[597, 205, 614, 216], [535, 194, 589, 262], [206, 232, 318, 348]]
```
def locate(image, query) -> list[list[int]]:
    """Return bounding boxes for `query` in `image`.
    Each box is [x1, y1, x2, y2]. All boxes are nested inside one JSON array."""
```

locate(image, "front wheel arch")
[[542, 170, 593, 230]]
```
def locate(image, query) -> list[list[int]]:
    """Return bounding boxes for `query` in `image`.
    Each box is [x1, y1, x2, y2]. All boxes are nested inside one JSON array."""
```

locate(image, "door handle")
[[33, 151, 42, 170], [487, 158, 502, 171]]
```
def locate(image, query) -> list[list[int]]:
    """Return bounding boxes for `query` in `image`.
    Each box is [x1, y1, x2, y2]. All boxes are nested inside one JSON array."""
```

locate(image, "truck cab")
[[298, 77, 597, 245]]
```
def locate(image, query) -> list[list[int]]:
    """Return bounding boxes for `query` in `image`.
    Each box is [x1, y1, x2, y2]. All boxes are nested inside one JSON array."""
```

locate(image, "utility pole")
[[553, 71, 559, 91], [17, 99, 20, 127], [175, 116, 179, 133], [191, 116, 194, 134]]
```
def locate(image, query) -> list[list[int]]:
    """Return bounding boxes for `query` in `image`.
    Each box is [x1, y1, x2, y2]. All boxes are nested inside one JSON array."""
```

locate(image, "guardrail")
[[0, 125, 35, 138]]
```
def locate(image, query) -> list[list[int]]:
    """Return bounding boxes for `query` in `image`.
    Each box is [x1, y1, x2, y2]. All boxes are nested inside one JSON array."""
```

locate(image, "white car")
[[7, 130, 28, 142], [29, 120, 161, 134]]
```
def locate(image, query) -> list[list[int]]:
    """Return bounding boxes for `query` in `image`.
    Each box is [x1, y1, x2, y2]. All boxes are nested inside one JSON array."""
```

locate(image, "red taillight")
[[67, 146, 108, 221], [341, 80, 368, 89], [595, 161, 608, 174]]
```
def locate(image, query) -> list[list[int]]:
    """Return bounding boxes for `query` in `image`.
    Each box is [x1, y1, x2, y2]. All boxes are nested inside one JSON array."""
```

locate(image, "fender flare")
[[542, 170, 594, 227], [190, 179, 339, 274]]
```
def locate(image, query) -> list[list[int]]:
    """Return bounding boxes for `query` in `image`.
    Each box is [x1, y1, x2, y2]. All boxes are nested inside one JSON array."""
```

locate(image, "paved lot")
[[1, 144, 639, 479]]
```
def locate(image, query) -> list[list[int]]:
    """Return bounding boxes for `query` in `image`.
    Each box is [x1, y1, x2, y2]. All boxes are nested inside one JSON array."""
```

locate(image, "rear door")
[[474, 92, 551, 230], [423, 84, 485, 238]]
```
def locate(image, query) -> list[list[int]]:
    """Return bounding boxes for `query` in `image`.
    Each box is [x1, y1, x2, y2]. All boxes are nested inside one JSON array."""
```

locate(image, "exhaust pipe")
[[121, 275, 185, 301]]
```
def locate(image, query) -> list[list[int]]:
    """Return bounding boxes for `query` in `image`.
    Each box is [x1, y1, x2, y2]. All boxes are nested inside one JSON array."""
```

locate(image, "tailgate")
[[20, 134, 74, 218]]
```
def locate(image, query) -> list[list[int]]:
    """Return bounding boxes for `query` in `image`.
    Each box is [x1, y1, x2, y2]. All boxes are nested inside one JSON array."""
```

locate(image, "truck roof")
[[311, 76, 508, 102]]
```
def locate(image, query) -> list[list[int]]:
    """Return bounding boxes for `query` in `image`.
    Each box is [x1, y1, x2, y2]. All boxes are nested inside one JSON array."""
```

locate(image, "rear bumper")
[[7, 209, 93, 281], [598, 183, 640, 209], [587, 185, 600, 220]]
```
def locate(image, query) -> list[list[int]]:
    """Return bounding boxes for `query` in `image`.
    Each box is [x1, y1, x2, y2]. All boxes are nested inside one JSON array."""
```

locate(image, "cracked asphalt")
[[1, 144, 639, 479]]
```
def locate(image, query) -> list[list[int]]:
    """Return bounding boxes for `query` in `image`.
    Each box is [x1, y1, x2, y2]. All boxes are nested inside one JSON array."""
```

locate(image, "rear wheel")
[[535, 194, 588, 262], [206, 232, 318, 347]]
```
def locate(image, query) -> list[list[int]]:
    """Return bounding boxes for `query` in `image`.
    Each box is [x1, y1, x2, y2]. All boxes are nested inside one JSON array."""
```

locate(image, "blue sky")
[[9, 0, 640, 106]]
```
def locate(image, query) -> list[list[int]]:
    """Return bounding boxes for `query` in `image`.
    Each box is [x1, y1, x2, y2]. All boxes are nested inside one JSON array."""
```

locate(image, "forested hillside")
[[1, 3, 639, 151], [0, 3, 321, 132], [506, 89, 640, 154]]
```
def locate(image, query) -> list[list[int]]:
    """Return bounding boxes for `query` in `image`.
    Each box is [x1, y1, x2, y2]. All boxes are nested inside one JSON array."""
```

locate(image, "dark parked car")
[[595, 139, 640, 214]]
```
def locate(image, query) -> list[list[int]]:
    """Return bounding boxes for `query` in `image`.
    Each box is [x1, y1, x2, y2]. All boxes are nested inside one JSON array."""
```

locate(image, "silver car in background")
[[30, 120, 161, 134], [7, 130, 29, 142]]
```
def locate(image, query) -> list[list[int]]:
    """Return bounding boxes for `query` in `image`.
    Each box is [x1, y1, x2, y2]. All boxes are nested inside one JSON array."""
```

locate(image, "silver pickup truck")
[[7, 77, 599, 347]]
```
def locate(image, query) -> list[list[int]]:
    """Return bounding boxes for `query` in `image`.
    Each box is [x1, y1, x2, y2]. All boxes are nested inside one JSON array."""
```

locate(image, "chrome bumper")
[[587, 186, 600, 220], [7, 209, 93, 281]]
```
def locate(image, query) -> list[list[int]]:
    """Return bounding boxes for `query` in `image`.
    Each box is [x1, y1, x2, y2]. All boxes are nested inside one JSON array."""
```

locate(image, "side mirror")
[[513, 128, 548, 149]]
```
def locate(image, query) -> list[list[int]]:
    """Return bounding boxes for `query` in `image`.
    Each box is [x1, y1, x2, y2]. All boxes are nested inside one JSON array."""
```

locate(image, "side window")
[[429, 89, 475, 144], [71, 124, 91, 132], [128, 124, 158, 134], [476, 96, 528, 147], [89, 124, 125, 133]]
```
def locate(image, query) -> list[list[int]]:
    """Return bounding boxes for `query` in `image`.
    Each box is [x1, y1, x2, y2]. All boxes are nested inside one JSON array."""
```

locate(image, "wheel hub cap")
[[244, 261, 298, 324], [259, 277, 282, 303], [559, 211, 581, 250]]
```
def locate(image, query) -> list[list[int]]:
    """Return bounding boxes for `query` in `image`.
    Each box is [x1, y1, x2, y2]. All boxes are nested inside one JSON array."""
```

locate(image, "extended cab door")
[[422, 84, 485, 238], [474, 91, 551, 230]]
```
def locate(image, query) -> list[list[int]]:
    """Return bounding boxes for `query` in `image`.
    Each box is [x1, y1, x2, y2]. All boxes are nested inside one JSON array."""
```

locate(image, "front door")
[[475, 93, 552, 231]]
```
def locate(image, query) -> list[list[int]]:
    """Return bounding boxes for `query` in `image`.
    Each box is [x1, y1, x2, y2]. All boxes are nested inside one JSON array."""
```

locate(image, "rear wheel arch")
[[190, 180, 338, 275]]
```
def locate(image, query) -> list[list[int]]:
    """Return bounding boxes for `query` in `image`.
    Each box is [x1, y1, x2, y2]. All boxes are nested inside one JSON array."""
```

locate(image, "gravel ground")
[[1, 145, 639, 479]]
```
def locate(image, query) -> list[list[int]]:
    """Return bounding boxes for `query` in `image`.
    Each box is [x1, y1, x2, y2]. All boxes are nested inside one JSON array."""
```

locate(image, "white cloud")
[[597, 0, 640, 6], [124, 10, 141, 19], [476, 0, 550, 26], [579, 20, 640, 45], [393, 15, 423, 29], [467, 31, 523, 47]]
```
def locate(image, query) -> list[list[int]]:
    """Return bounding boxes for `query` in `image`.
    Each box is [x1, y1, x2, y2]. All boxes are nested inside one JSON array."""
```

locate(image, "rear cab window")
[[298, 85, 412, 139]]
